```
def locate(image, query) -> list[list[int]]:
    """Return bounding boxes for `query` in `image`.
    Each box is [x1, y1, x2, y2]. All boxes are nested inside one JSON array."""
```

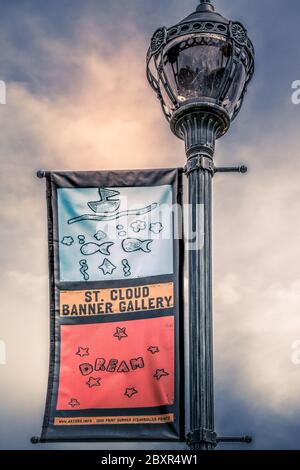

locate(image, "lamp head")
[[146, 1, 255, 156]]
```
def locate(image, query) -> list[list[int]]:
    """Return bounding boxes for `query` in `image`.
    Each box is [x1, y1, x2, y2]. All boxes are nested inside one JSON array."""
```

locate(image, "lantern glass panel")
[[222, 61, 246, 117], [163, 35, 231, 102]]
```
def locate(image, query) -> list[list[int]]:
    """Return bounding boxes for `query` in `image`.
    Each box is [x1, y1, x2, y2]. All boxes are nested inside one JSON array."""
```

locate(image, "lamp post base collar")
[[184, 155, 215, 176], [187, 428, 218, 448], [170, 102, 230, 159]]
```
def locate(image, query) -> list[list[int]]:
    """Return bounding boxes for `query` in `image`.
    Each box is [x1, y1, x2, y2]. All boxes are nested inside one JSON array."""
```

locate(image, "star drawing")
[[154, 369, 169, 380], [124, 388, 138, 398], [148, 346, 160, 354], [113, 327, 128, 341], [98, 258, 116, 275], [76, 347, 89, 357], [86, 377, 101, 388], [68, 398, 80, 407]]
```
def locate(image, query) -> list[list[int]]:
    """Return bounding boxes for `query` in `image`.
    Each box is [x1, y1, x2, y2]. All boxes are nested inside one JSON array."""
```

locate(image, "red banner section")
[[57, 316, 174, 410]]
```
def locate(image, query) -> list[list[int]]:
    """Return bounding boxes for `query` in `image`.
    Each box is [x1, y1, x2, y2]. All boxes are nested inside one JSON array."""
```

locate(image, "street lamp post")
[[147, 0, 255, 450]]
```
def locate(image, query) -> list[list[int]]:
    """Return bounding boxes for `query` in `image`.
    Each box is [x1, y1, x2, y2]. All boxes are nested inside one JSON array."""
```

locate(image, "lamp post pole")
[[147, 0, 255, 450], [172, 103, 230, 450], [188, 161, 214, 451]]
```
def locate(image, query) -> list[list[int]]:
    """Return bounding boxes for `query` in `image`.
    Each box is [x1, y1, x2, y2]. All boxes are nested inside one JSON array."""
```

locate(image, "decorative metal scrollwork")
[[167, 22, 229, 41], [230, 22, 247, 46], [150, 27, 167, 55]]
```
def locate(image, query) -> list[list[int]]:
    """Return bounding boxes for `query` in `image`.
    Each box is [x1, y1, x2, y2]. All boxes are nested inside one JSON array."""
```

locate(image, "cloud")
[[0, 11, 182, 295], [214, 122, 300, 417], [1, 0, 300, 450], [0, 11, 186, 450]]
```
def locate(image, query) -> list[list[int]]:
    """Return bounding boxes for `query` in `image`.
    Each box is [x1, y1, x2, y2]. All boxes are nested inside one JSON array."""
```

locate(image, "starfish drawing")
[[154, 369, 169, 380], [86, 377, 101, 388], [124, 387, 138, 398], [68, 398, 80, 407], [113, 327, 128, 341], [76, 347, 89, 357], [98, 258, 116, 275], [148, 346, 160, 354]]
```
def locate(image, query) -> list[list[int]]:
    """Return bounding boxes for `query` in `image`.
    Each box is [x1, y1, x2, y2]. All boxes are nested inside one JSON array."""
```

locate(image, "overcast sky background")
[[0, 0, 300, 450]]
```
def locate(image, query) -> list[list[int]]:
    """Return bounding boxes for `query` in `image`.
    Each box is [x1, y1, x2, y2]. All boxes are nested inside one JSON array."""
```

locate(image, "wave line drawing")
[[122, 259, 131, 277], [79, 259, 89, 281], [67, 203, 158, 225]]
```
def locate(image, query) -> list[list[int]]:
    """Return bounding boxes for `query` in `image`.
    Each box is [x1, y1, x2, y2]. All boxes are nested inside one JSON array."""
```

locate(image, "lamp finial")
[[197, 0, 214, 12]]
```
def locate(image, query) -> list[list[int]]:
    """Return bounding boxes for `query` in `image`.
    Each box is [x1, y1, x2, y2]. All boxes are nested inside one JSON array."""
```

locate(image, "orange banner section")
[[54, 414, 174, 426], [60, 282, 174, 317]]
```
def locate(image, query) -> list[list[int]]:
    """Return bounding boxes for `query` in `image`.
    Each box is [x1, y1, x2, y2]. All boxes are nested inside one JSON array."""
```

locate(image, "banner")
[[40, 168, 185, 442]]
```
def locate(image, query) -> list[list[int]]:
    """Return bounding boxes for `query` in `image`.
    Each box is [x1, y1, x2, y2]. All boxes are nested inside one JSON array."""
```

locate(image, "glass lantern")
[[147, 1, 254, 125]]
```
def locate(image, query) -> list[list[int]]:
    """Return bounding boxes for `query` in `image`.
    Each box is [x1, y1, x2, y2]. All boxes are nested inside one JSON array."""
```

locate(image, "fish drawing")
[[122, 238, 153, 253], [80, 242, 114, 256], [88, 188, 120, 214]]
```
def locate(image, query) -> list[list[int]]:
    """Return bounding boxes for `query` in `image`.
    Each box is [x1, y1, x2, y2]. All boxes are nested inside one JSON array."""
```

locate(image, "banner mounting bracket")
[[36, 170, 48, 178], [186, 428, 252, 448], [30, 436, 40, 444], [214, 165, 248, 174]]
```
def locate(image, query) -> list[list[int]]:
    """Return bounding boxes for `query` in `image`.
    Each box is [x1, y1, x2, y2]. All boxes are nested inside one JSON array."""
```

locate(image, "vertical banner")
[[41, 169, 184, 442]]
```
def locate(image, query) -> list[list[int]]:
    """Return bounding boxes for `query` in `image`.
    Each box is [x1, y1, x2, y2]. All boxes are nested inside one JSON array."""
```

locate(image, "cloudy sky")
[[0, 0, 300, 450]]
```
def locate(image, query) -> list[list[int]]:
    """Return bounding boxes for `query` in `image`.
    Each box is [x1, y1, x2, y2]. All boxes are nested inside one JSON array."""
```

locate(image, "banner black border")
[[40, 168, 185, 443]]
